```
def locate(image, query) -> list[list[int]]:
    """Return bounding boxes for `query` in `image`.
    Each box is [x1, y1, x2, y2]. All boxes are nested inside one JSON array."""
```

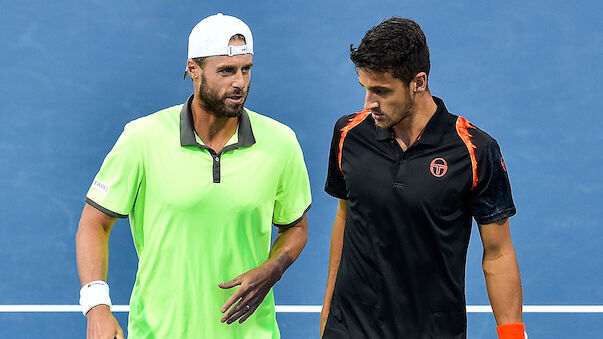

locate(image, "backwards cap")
[[187, 13, 254, 59]]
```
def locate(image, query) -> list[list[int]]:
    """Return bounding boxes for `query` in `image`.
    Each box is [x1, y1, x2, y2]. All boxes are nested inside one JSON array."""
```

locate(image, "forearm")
[[266, 215, 308, 277], [321, 200, 347, 336], [322, 210, 345, 314], [76, 204, 115, 285], [483, 247, 523, 325]]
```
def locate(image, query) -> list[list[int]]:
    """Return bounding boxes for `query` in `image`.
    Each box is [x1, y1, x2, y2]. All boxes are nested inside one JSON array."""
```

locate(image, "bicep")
[[78, 203, 118, 233], [478, 218, 513, 256], [331, 199, 347, 242], [336, 199, 347, 220], [277, 214, 308, 235]]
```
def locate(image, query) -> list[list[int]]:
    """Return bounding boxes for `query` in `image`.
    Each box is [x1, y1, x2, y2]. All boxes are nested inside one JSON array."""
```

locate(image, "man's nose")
[[364, 91, 378, 111], [232, 70, 245, 89]]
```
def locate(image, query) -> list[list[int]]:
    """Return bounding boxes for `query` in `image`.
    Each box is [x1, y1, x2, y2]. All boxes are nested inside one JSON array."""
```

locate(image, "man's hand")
[[218, 262, 283, 324], [218, 215, 308, 325], [86, 305, 124, 339]]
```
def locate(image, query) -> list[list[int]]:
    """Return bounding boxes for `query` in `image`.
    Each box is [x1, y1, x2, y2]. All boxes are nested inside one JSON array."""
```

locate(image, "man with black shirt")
[[321, 17, 525, 339]]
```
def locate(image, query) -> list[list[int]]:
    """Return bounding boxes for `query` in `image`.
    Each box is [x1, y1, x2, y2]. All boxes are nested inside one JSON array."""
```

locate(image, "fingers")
[[222, 301, 260, 324], [237, 303, 260, 324], [219, 275, 245, 313], [222, 290, 266, 324], [221, 288, 245, 314], [221, 285, 257, 320], [221, 296, 244, 322], [223, 302, 249, 324], [218, 276, 242, 289]]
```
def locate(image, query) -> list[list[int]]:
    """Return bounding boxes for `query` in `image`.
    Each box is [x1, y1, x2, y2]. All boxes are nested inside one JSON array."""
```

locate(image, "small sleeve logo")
[[501, 157, 508, 171], [91, 179, 110, 196]]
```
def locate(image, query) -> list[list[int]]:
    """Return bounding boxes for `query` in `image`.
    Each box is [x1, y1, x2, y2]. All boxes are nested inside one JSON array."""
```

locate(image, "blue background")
[[1, 1, 601, 338]]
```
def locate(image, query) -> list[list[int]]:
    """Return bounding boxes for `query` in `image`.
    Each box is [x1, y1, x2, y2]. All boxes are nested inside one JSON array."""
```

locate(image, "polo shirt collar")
[[374, 96, 449, 146], [180, 94, 256, 148], [375, 123, 392, 141]]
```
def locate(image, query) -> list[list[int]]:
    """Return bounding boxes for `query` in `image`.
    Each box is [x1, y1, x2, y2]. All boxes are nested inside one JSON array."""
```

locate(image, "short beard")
[[197, 77, 249, 118], [374, 106, 410, 130], [375, 92, 414, 129]]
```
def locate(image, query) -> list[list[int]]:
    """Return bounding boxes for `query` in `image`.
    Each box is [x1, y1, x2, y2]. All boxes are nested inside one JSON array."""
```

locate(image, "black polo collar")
[[375, 96, 450, 146], [179, 94, 256, 149]]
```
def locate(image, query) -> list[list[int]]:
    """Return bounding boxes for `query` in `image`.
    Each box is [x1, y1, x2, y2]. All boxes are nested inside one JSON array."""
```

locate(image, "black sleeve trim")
[[324, 185, 348, 200], [85, 197, 128, 219], [475, 206, 516, 225], [273, 204, 312, 229]]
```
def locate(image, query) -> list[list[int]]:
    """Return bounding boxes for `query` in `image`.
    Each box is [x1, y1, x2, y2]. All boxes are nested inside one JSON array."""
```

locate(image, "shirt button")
[[215, 157, 220, 162]]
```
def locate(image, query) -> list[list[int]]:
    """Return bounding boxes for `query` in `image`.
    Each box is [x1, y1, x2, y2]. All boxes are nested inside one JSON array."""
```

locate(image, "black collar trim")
[[179, 94, 256, 149], [374, 96, 449, 146]]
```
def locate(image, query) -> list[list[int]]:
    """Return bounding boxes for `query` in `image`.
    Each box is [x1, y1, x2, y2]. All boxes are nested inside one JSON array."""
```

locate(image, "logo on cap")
[[430, 158, 448, 177]]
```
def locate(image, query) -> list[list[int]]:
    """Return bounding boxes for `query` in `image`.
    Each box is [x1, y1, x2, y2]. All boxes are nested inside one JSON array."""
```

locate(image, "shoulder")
[[123, 104, 182, 137], [330, 110, 373, 141], [334, 110, 372, 130], [453, 115, 499, 150], [246, 108, 298, 142]]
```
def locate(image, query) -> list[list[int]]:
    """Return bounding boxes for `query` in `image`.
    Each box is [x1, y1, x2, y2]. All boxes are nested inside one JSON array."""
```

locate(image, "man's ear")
[[187, 59, 203, 80], [413, 72, 428, 92]]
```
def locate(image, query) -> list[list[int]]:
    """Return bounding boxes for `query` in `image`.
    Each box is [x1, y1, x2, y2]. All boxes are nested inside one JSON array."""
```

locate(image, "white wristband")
[[79, 280, 112, 316]]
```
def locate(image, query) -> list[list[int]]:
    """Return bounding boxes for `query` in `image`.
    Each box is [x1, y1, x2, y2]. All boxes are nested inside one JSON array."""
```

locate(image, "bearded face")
[[197, 74, 250, 118]]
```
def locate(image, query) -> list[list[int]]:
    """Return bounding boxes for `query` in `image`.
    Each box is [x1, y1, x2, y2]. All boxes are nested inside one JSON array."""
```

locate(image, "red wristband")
[[496, 323, 526, 339]]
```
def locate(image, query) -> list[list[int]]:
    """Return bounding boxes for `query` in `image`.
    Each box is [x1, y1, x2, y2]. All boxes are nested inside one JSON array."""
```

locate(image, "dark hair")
[[350, 17, 430, 85], [193, 34, 247, 68]]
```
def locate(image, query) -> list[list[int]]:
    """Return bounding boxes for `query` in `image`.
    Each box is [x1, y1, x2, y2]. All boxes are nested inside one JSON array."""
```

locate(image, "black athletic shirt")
[[323, 97, 516, 339]]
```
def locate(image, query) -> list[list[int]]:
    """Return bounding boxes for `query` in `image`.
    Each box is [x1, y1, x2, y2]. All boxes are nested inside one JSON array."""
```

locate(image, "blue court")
[[1, 1, 601, 337]]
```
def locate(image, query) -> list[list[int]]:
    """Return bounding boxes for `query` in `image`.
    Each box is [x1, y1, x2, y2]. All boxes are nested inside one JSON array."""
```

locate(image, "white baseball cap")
[[188, 13, 254, 59]]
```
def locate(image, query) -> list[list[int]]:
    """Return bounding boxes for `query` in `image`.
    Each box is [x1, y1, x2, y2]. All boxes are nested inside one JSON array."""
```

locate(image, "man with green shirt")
[[76, 13, 311, 338]]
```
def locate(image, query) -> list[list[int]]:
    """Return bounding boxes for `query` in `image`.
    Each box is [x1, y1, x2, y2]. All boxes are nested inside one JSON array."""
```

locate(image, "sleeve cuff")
[[85, 197, 128, 219], [273, 204, 312, 229], [475, 206, 516, 225], [324, 186, 347, 200]]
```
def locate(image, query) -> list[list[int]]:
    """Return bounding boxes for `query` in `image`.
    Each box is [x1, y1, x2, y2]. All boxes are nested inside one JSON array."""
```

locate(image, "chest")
[[341, 133, 473, 213], [142, 144, 282, 212]]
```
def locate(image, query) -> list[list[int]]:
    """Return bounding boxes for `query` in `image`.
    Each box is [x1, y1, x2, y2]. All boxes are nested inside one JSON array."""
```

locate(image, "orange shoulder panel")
[[455, 116, 478, 189], [338, 110, 371, 174]]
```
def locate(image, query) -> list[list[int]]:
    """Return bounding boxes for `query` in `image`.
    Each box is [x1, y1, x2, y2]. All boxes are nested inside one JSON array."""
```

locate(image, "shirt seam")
[[475, 206, 516, 224]]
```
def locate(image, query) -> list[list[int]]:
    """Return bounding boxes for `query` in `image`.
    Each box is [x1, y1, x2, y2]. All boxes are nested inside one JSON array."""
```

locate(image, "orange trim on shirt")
[[455, 116, 478, 189], [338, 110, 371, 174]]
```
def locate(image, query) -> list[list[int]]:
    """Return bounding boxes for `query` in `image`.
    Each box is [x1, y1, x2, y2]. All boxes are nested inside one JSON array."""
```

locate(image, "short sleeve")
[[272, 135, 312, 227], [85, 123, 144, 218], [324, 116, 348, 199], [471, 139, 516, 224]]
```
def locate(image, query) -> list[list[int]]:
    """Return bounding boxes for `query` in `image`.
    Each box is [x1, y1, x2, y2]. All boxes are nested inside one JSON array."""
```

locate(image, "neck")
[[392, 93, 437, 150], [190, 96, 239, 153]]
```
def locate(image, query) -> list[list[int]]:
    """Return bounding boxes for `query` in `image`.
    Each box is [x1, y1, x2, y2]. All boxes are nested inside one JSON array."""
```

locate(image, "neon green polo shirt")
[[86, 95, 312, 338]]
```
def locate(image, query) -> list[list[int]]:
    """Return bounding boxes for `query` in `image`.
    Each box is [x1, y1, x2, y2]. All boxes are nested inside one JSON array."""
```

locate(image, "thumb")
[[218, 276, 242, 289]]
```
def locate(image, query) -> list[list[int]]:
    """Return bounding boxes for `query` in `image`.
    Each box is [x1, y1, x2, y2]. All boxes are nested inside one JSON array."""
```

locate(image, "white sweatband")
[[79, 280, 112, 316]]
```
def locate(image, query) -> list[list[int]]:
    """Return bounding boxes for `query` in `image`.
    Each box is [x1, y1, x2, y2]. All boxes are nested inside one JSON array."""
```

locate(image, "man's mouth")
[[226, 95, 244, 103], [371, 111, 384, 119]]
